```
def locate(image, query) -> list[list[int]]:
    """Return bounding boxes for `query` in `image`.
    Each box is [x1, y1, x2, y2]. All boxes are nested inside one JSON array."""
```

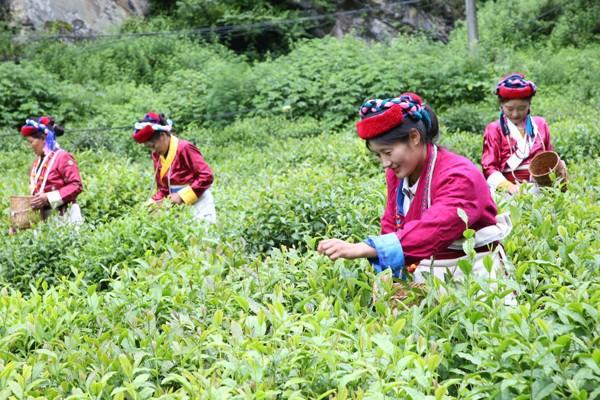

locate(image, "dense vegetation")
[[0, 0, 598, 397]]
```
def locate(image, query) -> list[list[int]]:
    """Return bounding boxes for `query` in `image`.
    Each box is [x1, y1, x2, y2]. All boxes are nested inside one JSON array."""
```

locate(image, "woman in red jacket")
[[318, 94, 512, 284], [482, 73, 563, 194], [20, 116, 83, 223], [132, 112, 216, 222]]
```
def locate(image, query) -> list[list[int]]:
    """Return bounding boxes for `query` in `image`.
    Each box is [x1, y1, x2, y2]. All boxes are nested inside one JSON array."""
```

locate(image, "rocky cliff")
[[3, 0, 148, 34]]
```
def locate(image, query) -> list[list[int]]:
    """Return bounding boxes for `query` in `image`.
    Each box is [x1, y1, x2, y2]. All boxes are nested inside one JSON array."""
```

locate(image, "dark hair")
[[367, 104, 439, 149], [54, 125, 65, 136], [148, 130, 170, 143], [30, 132, 45, 140], [158, 113, 168, 126], [38, 117, 65, 137]]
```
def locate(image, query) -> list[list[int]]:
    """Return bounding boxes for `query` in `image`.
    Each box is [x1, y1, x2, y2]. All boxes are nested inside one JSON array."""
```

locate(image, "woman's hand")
[[30, 193, 49, 209], [317, 239, 376, 261], [507, 182, 519, 195], [169, 193, 183, 205]]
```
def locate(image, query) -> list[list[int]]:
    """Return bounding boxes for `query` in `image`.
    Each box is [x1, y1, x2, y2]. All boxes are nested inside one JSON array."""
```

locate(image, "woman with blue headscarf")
[[19, 116, 83, 223], [318, 93, 512, 288]]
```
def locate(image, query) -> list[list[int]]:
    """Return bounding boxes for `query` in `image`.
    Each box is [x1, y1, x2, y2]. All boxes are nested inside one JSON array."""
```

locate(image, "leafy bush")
[[0, 207, 204, 291], [441, 102, 494, 134], [455, 0, 600, 50], [186, 115, 324, 148], [26, 37, 240, 87], [234, 166, 381, 254], [0, 62, 62, 127], [250, 36, 491, 124]]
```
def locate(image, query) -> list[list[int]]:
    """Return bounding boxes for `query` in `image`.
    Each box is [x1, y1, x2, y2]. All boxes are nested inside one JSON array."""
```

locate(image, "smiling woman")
[[317, 93, 513, 288]]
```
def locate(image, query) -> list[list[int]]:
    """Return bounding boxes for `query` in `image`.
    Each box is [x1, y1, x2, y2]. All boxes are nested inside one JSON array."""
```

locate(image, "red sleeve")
[[481, 122, 503, 178], [57, 152, 83, 204], [397, 171, 484, 265], [381, 169, 397, 234], [152, 187, 169, 201], [181, 142, 214, 197], [151, 154, 169, 201]]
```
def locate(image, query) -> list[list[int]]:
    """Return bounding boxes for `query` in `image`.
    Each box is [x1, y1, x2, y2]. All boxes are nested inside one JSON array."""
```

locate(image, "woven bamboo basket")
[[372, 281, 427, 307], [10, 196, 42, 230], [529, 151, 568, 187]]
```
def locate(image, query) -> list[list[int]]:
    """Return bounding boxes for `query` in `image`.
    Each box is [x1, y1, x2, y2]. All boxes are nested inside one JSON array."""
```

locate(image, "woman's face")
[[368, 130, 426, 180], [501, 98, 531, 125], [144, 132, 170, 155], [26, 135, 45, 157]]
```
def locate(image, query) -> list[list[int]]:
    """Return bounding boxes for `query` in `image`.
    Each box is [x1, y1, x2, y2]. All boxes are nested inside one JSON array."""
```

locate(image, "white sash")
[[30, 150, 63, 195], [448, 212, 512, 250], [504, 118, 539, 172], [422, 165, 513, 250]]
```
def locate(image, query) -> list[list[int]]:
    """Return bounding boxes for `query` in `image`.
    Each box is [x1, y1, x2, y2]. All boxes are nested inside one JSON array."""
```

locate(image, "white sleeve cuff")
[[47, 190, 64, 209], [487, 171, 508, 190]]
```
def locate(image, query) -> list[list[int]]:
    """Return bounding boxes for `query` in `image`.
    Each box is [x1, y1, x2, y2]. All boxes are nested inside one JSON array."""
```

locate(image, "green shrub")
[[456, 0, 600, 50], [235, 167, 381, 254], [439, 130, 483, 163], [0, 207, 203, 291], [250, 36, 492, 126], [441, 102, 494, 134], [185, 115, 324, 148], [0, 62, 62, 127], [26, 37, 240, 87]]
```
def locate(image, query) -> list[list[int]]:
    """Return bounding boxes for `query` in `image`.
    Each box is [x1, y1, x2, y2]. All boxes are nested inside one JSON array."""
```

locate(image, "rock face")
[[1, 0, 458, 42], [4, 0, 148, 34], [328, 0, 460, 42]]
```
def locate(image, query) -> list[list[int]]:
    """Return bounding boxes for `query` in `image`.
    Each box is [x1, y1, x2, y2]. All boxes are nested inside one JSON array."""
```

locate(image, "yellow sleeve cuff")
[[178, 185, 199, 205]]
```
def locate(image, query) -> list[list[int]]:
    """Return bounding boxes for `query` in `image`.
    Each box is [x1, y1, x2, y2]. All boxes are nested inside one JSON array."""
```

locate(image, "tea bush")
[[1, 110, 599, 400]]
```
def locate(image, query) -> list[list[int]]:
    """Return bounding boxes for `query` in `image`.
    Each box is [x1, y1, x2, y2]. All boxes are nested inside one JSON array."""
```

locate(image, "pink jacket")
[[366, 145, 498, 275], [482, 116, 552, 184]]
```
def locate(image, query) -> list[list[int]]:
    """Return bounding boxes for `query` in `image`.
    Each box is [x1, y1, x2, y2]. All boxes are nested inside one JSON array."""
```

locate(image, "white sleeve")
[[46, 190, 64, 209], [486, 171, 508, 190]]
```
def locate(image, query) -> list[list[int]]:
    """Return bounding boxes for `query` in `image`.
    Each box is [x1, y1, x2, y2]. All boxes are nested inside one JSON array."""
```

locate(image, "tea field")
[[1, 0, 599, 397], [0, 111, 598, 398]]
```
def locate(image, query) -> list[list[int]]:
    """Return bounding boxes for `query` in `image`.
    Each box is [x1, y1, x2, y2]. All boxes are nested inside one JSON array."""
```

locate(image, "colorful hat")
[[20, 116, 59, 152], [132, 112, 173, 143], [20, 116, 53, 137], [496, 73, 537, 99], [356, 94, 429, 140], [398, 92, 423, 105]]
